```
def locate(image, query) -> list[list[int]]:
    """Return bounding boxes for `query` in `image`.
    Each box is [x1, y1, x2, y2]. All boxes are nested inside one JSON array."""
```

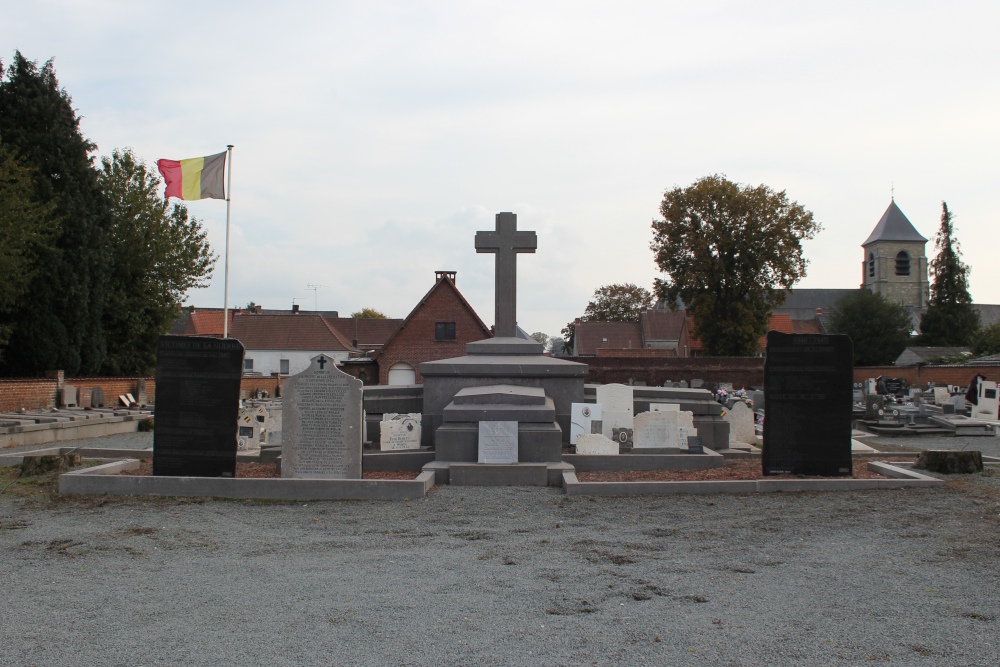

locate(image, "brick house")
[[374, 271, 492, 385]]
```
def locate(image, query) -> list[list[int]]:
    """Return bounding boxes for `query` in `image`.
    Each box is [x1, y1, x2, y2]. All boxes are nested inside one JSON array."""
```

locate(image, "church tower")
[[861, 199, 929, 310]]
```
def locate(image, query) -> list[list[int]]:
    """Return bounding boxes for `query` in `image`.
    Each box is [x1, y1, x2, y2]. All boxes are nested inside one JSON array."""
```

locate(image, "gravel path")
[[2, 433, 1000, 666]]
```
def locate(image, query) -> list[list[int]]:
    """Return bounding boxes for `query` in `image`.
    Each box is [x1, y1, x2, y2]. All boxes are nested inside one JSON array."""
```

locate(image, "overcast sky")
[[4, 1, 998, 336]]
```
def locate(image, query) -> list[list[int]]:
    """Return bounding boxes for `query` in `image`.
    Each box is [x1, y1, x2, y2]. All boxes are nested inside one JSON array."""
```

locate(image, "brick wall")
[[0, 378, 58, 411], [68, 377, 156, 405], [240, 375, 283, 398], [854, 365, 998, 387], [377, 278, 491, 384], [569, 356, 765, 387]]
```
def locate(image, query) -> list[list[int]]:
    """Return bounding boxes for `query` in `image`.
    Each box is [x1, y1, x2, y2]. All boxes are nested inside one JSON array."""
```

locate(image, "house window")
[[868, 252, 875, 278], [435, 322, 456, 341], [895, 251, 910, 276], [244, 358, 254, 372], [279, 359, 289, 375]]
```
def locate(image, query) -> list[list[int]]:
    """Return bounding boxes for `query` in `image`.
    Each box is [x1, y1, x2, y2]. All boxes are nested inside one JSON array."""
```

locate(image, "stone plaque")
[[153, 335, 244, 477], [76, 386, 92, 409], [478, 421, 518, 463], [570, 403, 602, 444], [575, 433, 618, 455], [282, 355, 362, 478], [933, 387, 951, 406], [90, 386, 104, 408], [763, 332, 853, 476], [380, 418, 422, 451], [633, 410, 697, 449]]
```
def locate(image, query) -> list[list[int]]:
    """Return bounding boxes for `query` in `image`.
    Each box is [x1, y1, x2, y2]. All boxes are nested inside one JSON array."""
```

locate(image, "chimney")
[[292, 304, 300, 313], [815, 308, 823, 316], [435, 270, 457, 283], [255, 305, 263, 314]]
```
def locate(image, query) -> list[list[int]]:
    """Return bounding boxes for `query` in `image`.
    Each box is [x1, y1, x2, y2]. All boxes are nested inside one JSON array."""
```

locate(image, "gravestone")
[[478, 421, 518, 463], [933, 386, 951, 406], [633, 409, 696, 449], [76, 386, 92, 409], [687, 436, 704, 455], [750, 390, 765, 412], [865, 395, 885, 421], [724, 402, 757, 445], [135, 379, 148, 406], [762, 332, 852, 476], [596, 383, 633, 439], [678, 380, 688, 388], [90, 386, 104, 408], [570, 403, 603, 444], [973, 381, 999, 421], [60, 386, 78, 408], [575, 433, 618, 455], [282, 354, 363, 479], [380, 415, 422, 451], [691, 379, 705, 389], [153, 335, 244, 477]]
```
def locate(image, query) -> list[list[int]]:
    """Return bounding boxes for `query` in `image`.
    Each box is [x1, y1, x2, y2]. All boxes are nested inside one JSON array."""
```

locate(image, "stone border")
[[58, 461, 435, 501], [0, 412, 148, 449], [561, 462, 945, 496], [564, 449, 724, 471]]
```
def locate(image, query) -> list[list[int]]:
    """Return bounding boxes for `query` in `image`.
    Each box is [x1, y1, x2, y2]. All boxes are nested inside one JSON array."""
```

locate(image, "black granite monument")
[[762, 332, 853, 476], [153, 335, 245, 477]]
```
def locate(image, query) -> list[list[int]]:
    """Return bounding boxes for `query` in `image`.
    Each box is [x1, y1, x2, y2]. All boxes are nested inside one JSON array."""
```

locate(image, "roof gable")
[[376, 275, 491, 358], [640, 309, 687, 341], [863, 200, 927, 246]]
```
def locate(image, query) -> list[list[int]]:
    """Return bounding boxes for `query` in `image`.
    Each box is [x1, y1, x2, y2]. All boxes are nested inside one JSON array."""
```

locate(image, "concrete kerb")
[[562, 461, 945, 496], [59, 462, 436, 501]]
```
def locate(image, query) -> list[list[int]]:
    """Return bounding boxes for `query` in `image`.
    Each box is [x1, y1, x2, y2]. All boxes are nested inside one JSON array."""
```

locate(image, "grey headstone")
[[478, 421, 518, 463], [380, 417, 421, 451], [943, 403, 956, 415], [60, 386, 78, 408], [612, 427, 633, 448], [690, 379, 704, 389], [90, 387, 104, 408], [282, 354, 363, 479], [678, 381, 689, 388], [750, 390, 765, 412], [135, 379, 148, 406], [687, 436, 704, 455]]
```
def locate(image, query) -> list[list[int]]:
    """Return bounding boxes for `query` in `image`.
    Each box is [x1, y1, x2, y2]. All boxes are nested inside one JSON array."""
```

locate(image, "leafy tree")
[[0, 143, 58, 361], [561, 283, 653, 350], [529, 331, 554, 353], [827, 290, 913, 366], [351, 307, 388, 319], [918, 202, 979, 345], [0, 52, 111, 376], [549, 334, 567, 356], [970, 321, 1000, 357], [97, 149, 215, 375], [651, 175, 820, 356]]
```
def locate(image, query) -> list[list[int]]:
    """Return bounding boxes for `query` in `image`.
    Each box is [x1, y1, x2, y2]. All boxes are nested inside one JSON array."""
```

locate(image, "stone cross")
[[475, 212, 537, 338]]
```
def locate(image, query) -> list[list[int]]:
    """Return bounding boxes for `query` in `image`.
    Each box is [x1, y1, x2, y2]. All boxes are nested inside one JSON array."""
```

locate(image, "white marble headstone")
[[724, 401, 757, 445], [570, 403, 603, 444], [974, 381, 999, 421], [632, 410, 697, 449], [933, 386, 951, 406], [380, 417, 422, 451], [596, 383, 633, 439], [575, 434, 619, 455]]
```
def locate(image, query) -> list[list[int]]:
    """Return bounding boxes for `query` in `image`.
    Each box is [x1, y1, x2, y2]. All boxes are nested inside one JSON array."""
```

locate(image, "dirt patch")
[[576, 459, 913, 482], [119, 461, 418, 480]]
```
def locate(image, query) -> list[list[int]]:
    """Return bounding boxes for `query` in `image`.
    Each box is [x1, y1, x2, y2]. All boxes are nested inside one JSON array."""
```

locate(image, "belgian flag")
[[156, 151, 227, 200]]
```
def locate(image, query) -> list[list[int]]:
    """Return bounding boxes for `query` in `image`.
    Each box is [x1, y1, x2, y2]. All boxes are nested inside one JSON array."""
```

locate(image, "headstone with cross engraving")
[[282, 354, 363, 478]]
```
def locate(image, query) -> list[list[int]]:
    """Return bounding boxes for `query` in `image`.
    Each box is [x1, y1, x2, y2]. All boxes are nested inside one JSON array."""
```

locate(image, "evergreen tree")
[[98, 149, 215, 375], [0, 52, 111, 376], [918, 202, 979, 345], [827, 290, 913, 366], [0, 142, 58, 362]]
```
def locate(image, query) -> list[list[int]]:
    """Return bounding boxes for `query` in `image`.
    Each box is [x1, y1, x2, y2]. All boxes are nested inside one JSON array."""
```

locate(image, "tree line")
[[0, 52, 214, 377], [563, 175, 991, 366]]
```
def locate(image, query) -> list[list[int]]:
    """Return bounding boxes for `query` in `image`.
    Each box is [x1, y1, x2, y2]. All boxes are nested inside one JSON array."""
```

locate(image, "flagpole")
[[223, 144, 234, 338]]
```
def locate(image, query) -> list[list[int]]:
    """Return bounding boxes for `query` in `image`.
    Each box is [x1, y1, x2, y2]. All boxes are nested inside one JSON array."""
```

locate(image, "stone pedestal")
[[420, 337, 587, 447]]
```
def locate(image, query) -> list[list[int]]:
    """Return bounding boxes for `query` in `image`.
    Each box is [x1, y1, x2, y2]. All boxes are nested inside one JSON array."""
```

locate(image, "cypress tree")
[[0, 52, 110, 375], [918, 202, 979, 346]]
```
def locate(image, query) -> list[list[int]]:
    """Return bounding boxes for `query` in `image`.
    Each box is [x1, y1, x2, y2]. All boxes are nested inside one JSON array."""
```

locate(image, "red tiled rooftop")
[[228, 313, 353, 351], [575, 321, 644, 356]]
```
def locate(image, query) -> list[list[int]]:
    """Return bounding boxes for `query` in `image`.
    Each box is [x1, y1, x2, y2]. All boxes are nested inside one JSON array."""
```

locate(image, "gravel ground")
[[2, 433, 1000, 666]]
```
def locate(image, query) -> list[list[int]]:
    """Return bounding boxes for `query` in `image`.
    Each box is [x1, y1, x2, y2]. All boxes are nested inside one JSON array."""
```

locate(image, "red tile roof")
[[182, 309, 235, 337], [640, 310, 687, 341], [228, 313, 353, 351], [326, 318, 403, 349], [575, 321, 644, 356]]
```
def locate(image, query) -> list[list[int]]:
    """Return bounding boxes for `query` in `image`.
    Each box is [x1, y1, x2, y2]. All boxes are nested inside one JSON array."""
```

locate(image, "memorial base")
[[423, 460, 572, 486]]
